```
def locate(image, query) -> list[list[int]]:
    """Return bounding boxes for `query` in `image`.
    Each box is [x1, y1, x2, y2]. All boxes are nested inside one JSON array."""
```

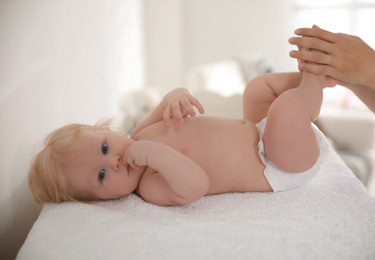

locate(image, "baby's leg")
[[263, 71, 332, 173]]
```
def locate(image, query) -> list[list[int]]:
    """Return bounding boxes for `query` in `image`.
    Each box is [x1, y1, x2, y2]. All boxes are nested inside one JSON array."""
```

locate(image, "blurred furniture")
[[186, 52, 273, 97]]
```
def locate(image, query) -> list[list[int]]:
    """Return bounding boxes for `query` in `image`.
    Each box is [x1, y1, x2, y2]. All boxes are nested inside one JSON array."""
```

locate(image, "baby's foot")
[[322, 75, 338, 88], [299, 48, 338, 88]]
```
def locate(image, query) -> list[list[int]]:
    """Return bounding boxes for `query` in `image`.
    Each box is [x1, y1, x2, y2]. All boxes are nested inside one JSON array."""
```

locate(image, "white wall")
[[142, 0, 296, 92], [184, 0, 295, 71], [142, 0, 185, 94], [0, 0, 301, 258], [0, 1, 143, 259]]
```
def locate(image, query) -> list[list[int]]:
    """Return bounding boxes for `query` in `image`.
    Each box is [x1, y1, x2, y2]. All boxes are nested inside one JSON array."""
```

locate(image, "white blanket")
[[17, 146, 375, 260]]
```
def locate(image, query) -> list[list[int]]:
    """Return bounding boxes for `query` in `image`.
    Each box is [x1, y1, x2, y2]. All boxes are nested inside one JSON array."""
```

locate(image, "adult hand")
[[288, 25, 375, 89]]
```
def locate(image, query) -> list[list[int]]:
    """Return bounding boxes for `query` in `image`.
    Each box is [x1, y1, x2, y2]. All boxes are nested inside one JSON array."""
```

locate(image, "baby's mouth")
[[122, 160, 130, 175]]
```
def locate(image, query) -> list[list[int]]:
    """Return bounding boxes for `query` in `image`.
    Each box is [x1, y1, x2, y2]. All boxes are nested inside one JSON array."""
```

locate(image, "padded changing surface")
[[17, 145, 375, 260]]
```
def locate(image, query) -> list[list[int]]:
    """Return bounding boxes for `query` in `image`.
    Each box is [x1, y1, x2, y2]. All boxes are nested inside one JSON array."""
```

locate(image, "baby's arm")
[[243, 72, 303, 123], [125, 140, 209, 206], [131, 88, 204, 137]]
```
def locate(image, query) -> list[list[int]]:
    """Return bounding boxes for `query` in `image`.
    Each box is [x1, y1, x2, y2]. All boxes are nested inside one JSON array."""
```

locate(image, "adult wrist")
[[365, 50, 375, 90], [368, 64, 375, 90]]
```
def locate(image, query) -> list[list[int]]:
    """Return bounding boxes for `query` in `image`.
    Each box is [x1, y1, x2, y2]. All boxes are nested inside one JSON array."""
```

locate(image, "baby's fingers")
[[171, 101, 184, 122], [163, 106, 172, 125], [130, 162, 142, 171], [163, 102, 184, 126], [174, 119, 183, 132], [180, 97, 196, 118], [189, 96, 205, 115], [124, 152, 135, 169]]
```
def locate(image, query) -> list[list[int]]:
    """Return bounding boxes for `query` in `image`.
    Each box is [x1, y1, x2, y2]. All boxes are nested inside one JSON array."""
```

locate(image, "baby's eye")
[[102, 143, 108, 155], [99, 169, 105, 182]]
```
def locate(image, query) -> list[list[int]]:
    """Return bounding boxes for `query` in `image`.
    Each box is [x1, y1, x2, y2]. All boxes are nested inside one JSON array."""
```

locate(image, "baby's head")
[[29, 120, 138, 204]]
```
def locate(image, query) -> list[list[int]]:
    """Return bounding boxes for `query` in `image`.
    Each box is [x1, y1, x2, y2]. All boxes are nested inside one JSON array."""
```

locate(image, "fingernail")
[[289, 50, 297, 57], [294, 29, 301, 34], [288, 37, 295, 43]]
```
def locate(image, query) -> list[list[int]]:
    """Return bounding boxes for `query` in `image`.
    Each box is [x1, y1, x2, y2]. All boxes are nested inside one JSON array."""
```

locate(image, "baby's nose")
[[111, 156, 121, 170]]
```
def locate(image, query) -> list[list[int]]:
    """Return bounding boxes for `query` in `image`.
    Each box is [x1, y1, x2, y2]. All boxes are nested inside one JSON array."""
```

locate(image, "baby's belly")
[[190, 119, 268, 193], [134, 117, 269, 193]]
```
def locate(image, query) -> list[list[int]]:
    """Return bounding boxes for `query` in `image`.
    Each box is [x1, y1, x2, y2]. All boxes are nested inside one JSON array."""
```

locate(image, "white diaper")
[[256, 117, 329, 192]]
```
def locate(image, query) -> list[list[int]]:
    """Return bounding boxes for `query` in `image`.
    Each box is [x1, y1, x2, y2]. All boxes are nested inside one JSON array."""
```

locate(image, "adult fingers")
[[289, 49, 330, 65], [289, 36, 333, 54], [294, 25, 337, 43], [298, 62, 337, 79]]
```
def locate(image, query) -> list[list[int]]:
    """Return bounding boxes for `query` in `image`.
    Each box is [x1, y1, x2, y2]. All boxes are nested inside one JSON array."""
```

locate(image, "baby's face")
[[66, 129, 144, 200]]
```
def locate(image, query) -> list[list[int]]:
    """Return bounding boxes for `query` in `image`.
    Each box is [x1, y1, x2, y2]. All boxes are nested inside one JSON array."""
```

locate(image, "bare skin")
[[128, 72, 333, 205], [132, 117, 270, 198], [67, 72, 334, 206], [289, 25, 375, 113]]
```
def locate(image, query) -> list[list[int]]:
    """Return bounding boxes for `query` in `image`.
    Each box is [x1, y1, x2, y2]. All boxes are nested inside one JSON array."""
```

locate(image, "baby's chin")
[[129, 165, 147, 175]]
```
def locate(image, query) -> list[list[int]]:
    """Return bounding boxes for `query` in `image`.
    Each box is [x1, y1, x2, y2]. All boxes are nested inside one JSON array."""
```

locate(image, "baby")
[[29, 71, 336, 206]]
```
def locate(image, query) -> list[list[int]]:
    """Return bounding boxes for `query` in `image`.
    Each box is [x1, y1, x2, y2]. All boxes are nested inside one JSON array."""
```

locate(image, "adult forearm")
[[289, 25, 375, 88], [344, 83, 375, 113]]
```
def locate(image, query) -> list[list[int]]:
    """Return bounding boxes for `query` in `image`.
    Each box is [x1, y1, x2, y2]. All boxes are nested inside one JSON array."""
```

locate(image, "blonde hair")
[[29, 119, 112, 204]]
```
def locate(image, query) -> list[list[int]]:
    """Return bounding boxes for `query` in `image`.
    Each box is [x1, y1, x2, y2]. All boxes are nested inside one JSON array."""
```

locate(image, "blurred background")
[[1, 0, 374, 259]]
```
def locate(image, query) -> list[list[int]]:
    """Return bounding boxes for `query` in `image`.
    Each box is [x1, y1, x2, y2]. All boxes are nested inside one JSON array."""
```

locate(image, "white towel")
[[17, 146, 375, 260]]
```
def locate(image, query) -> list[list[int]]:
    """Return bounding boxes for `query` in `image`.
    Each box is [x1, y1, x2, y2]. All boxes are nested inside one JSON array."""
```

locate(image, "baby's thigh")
[[263, 92, 319, 173]]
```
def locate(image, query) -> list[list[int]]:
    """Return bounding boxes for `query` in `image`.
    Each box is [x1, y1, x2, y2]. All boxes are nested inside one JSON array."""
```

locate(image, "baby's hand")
[[124, 140, 155, 171], [162, 88, 205, 132]]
